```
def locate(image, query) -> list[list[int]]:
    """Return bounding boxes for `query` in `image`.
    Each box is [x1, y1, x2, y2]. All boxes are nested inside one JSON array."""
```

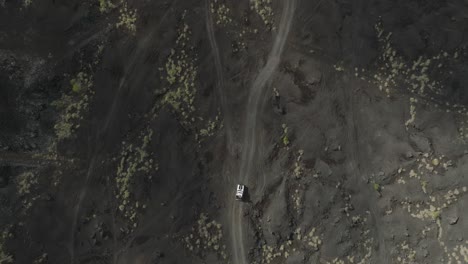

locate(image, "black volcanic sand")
[[0, 0, 467, 263]]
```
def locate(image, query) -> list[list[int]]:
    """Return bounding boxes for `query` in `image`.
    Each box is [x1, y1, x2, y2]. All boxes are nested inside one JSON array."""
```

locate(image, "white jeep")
[[236, 184, 245, 201]]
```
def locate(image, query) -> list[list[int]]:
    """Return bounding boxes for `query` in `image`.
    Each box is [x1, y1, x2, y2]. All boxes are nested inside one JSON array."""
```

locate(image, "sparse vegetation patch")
[[281, 124, 290, 148], [183, 213, 228, 260], [250, 0, 274, 29], [98, 0, 116, 13], [0, 228, 12, 264], [210, 0, 232, 26], [116, 3, 137, 34], [293, 149, 304, 178], [370, 21, 458, 98], [161, 16, 198, 127], [257, 226, 322, 264], [405, 97, 417, 129], [291, 189, 302, 214], [23, 0, 32, 7], [397, 153, 467, 258], [115, 127, 156, 231], [195, 111, 223, 145], [16, 171, 41, 211], [52, 71, 94, 141]]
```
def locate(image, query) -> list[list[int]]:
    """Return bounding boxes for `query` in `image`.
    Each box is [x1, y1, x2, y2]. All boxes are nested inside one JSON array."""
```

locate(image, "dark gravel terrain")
[[1, 0, 468, 263]]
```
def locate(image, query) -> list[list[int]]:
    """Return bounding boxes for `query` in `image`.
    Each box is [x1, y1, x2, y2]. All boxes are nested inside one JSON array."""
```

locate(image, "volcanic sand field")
[[0, 0, 468, 263]]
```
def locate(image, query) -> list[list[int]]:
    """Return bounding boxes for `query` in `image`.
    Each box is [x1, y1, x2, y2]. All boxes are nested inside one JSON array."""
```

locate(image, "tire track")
[[205, 0, 234, 156], [341, 77, 389, 264], [230, 1, 296, 263], [68, 3, 179, 263], [344, 0, 388, 261]]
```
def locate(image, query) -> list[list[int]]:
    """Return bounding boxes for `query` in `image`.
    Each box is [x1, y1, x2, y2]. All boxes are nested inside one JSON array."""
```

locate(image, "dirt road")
[[229, 1, 296, 263]]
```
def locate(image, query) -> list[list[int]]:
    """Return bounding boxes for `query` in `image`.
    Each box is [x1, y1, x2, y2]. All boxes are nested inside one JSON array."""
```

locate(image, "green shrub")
[[373, 183, 381, 192], [281, 124, 290, 146], [0, 229, 12, 264]]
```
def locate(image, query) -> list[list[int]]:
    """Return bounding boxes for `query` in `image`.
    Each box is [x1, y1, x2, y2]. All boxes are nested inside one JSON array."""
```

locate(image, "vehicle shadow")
[[242, 186, 252, 204]]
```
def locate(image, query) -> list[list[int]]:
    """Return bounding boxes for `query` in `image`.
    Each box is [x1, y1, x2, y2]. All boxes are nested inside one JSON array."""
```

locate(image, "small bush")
[[281, 124, 290, 147]]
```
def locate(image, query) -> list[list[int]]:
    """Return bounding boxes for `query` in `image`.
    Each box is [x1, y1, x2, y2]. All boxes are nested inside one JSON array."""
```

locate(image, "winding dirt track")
[[230, 1, 296, 263]]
